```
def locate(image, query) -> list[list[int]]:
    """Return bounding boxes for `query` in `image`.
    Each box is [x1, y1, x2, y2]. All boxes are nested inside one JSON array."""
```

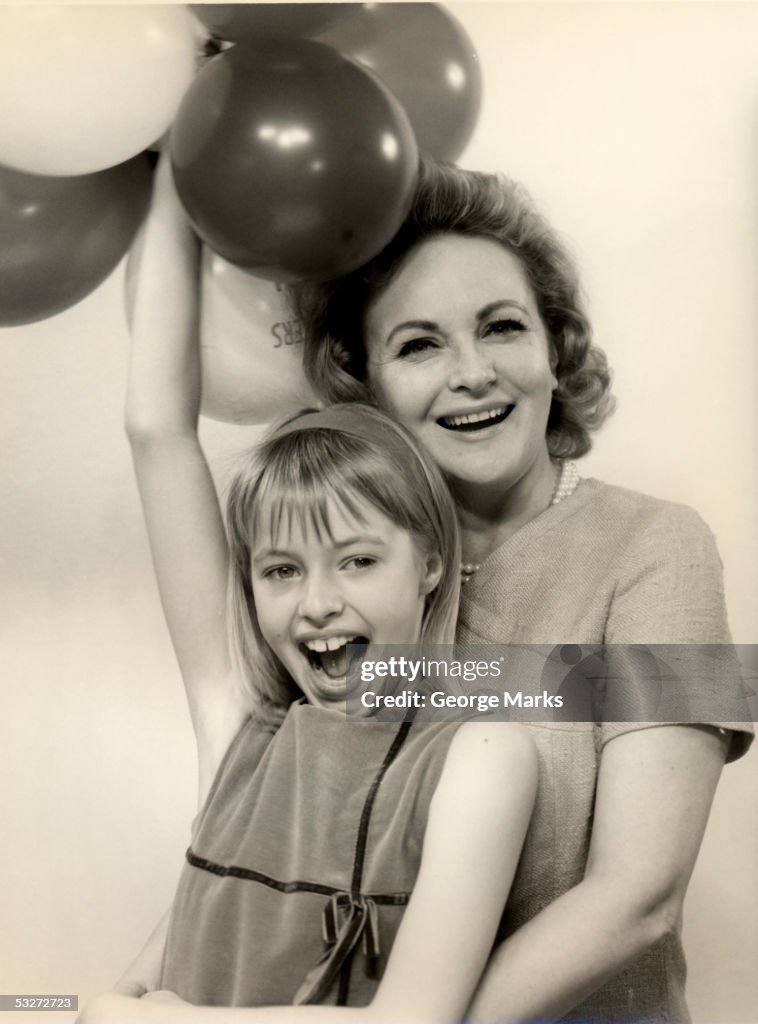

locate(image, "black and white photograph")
[[1, 3, 757, 1023]]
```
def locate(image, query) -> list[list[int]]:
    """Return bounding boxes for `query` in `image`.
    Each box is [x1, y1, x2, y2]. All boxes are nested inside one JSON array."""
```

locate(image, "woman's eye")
[[484, 318, 526, 337], [397, 337, 436, 359]]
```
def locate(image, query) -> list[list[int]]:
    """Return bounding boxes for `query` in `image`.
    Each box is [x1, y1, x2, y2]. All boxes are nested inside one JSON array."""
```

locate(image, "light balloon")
[[199, 252, 318, 424], [0, 5, 197, 175]]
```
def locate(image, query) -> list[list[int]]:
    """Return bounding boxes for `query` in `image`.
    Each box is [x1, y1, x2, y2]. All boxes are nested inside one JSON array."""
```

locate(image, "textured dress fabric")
[[160, 703, 461, 1007], [457, 477, 753, 1024]]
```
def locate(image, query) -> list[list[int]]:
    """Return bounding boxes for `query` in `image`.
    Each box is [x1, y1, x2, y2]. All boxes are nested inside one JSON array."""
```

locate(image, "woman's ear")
[[420, 551, 444, 596]]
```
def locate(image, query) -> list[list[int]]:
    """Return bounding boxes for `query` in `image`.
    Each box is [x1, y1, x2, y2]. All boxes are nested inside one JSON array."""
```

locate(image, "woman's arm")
[[467, 723, 728, 1024], [79, 723, 538, 1024], [113, 911, 172, 998], [464, 494, 744, 1022], [126, 152, 249, 789]]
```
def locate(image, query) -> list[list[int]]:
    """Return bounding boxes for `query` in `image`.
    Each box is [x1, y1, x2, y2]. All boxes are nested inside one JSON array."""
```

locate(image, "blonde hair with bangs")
[[226, 405, 461, 717]]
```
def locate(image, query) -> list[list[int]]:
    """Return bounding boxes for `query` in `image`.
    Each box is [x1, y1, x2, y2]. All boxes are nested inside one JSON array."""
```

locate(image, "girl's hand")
[[76, 989, 189, 1024], [146, 149, 189, 227], [76, 991, 141, 1024], [114, 978, 148, 999], [141, 990, 188, 1005]]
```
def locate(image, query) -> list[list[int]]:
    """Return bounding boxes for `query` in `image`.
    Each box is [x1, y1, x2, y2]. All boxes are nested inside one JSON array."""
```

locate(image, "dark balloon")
[[191, 4, 352, 42], [316, 3, 482, 162], [170, 36, 418, 281], [0, 155, 152, 327]]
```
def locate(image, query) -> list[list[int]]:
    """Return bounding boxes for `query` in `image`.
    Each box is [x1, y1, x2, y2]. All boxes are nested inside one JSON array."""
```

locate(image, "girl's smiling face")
[[251, 495, 441, 710], [365, 234, 558, 508]]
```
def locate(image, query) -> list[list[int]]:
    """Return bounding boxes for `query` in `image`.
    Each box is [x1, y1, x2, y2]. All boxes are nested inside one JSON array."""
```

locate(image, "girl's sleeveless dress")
[[160, 702, 461, 1007]]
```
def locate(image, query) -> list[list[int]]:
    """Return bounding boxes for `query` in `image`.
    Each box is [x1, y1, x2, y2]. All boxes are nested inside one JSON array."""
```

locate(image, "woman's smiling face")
[[365, 234, 557, 505]]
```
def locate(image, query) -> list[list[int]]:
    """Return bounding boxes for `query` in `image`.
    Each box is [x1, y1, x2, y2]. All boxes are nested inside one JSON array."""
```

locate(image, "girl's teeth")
[[302, 636, 369, 681], [306, 635, 352, 653]]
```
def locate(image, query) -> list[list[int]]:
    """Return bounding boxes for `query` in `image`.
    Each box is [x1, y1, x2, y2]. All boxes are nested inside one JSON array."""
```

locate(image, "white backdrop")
[[1, 3, 757, 1023]]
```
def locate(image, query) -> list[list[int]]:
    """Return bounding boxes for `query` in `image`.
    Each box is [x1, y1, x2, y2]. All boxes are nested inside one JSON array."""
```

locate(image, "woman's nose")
[[448, 339, 497, 393], [297, 573, 344, 624]]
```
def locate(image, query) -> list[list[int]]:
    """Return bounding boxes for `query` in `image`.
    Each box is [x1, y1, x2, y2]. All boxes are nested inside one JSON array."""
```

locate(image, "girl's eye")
[[264, 565, 299, 581], [483, 318, 527, 337], [397, 337, 436, 359], [343, 556, 377, 571]]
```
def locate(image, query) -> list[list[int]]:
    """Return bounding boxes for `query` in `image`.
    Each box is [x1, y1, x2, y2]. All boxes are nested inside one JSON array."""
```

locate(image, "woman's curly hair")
[[292, 160, 614, 459]]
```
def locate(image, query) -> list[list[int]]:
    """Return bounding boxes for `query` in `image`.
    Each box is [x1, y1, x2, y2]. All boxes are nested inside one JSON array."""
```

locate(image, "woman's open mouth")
[[300, 636, 369, 680], [438, 405, 514, 432]]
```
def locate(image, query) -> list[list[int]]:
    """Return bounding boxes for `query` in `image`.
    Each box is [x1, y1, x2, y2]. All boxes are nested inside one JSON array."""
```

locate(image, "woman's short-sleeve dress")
[[160, 702, 460, 1008], [457, 477, 753, 1024]]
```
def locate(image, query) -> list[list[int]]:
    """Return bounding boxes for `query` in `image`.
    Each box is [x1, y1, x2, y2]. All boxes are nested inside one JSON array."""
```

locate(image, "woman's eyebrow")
[[476, 299, 531, 321], [386, 319, 438, 344]]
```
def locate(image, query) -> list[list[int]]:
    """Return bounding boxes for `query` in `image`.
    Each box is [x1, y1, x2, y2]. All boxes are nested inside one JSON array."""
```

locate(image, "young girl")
[[76, 157, 537, 1024]]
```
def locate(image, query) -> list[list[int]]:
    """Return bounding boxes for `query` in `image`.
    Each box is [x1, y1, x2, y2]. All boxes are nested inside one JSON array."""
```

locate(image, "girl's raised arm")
[[77, 722, 538, 1024], [126, 152, 249, 791]]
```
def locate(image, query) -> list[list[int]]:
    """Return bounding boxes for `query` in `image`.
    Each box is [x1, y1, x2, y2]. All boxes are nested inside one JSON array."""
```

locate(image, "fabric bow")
[[294, 892, 381, 1005]]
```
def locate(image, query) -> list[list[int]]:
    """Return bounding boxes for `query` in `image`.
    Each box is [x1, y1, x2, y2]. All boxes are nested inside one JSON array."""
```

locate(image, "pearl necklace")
[[460, 460, 580, 582], [550, 458, 580, 506]]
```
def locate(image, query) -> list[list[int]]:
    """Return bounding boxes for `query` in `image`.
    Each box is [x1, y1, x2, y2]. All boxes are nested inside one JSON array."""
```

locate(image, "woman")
[[292, 160, 753, 1023]]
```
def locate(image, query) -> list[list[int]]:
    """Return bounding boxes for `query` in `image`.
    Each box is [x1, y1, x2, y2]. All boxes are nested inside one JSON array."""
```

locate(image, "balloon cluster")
[[1, 4, 481, 420]]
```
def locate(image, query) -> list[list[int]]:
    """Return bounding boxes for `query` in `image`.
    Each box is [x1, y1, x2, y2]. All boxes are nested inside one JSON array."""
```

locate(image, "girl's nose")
[[297, 573, 344, 624], [448, 338, 497, 393]]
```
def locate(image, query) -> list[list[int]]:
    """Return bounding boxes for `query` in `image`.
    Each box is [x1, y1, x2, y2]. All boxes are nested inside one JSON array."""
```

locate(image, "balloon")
[[199, 252, 319, 423], [125, 243, 318, 424], [316, 3, 482, 162], [0, 156, 153, 327], [0, 6, 197, 176], [191, 3, 351, 42], [170, 36, 418, 281]]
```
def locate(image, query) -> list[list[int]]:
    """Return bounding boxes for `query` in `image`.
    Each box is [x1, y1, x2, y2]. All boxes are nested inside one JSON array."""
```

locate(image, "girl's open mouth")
[[438, 405, 514, 432], [301, 636, 369, 680]]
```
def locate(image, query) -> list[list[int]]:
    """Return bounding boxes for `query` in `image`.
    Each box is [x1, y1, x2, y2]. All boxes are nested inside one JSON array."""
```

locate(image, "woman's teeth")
[[439, 406, 512, 431]]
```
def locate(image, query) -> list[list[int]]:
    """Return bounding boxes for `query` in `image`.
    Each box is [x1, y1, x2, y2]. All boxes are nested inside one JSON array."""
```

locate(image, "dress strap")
[[296, 720, 413, 1005]]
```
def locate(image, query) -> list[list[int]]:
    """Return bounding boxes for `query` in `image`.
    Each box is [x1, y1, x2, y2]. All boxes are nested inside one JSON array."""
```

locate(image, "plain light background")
[[1, 3, 757, 1023]]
